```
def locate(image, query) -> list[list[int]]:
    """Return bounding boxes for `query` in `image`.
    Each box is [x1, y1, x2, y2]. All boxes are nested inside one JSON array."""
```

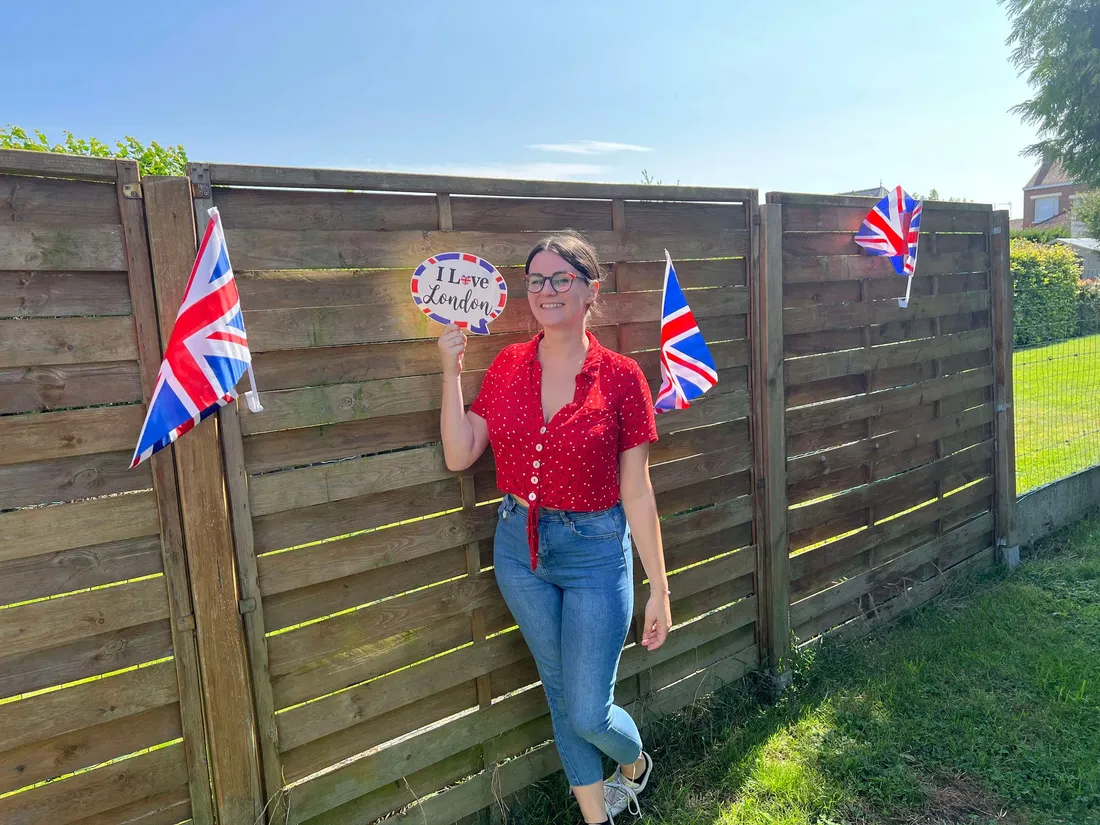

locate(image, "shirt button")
[[531, 476, 538, 484], [528, 492, 536, 502], [540, 426, 547, 434], [533, 460, 541, 469], [535, 444, 543, 452]]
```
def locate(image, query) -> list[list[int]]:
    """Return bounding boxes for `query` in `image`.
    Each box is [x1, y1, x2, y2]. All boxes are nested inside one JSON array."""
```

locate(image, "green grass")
[[509, 512, 1100, 825], [1014, 334, 1100, 492]]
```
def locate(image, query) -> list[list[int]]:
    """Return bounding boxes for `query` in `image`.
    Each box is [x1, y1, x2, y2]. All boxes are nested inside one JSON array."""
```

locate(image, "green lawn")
[[511, 512, 1100, 825], [1014, 334, 1100, 493]]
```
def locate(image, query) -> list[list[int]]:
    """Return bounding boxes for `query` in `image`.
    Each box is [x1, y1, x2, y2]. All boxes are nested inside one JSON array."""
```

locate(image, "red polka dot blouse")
[[470, 331, 659, 569]]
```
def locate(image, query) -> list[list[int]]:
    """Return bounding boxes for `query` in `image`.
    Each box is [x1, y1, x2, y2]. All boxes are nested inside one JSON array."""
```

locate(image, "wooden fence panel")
[[199, 163, 763, 823], [0, 151, 213, 825], [766, 192, 1001, 646]]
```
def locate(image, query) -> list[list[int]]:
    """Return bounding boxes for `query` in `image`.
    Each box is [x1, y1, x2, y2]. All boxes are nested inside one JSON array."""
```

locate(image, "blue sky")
[[7, 1, 1038, 215]]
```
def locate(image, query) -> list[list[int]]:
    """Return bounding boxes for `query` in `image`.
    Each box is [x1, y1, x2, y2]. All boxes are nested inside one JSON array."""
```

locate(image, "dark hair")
[[524, 230, 604, 320]]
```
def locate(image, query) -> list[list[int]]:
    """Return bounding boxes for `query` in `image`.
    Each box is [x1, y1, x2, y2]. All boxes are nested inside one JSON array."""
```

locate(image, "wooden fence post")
[[990, 210, 1019, 568], [116, 160, 216, 825], [190, 162, 288, 821], [754, 201, 792, 688], [142, 175, 264, 825]]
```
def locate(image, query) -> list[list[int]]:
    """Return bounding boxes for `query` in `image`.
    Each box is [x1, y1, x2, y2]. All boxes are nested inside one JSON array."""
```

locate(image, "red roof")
[[1026, 159, 1078, 188]]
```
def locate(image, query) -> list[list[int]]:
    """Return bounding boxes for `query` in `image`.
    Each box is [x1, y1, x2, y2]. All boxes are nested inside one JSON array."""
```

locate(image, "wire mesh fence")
[[1014, 273, 1100, 493]]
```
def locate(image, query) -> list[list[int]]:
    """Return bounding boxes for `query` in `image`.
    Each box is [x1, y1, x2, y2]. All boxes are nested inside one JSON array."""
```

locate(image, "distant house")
[[1022, 160, 1091, 236], [1053, 238, 1100, 280]]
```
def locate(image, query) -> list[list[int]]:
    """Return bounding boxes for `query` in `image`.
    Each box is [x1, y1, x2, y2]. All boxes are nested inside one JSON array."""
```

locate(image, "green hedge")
[[1078, 280, 1100, 337], [1011, 239, 1082, 347], [1010, 226, 1066, 244]]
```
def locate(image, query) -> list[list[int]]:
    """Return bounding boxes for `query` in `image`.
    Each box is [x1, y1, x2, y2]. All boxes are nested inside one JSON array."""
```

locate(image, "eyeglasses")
[[524, 272, 588, 294]]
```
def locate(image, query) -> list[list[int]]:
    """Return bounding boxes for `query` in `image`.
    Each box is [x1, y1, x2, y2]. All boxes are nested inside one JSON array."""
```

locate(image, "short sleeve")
[[618, 359, 659, 452], [469, 348, 507, 419]]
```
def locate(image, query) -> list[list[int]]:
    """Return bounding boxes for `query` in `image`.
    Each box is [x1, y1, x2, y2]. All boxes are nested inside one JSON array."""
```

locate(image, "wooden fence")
[[763, 193, 1016, 645], [0, 149, 1016, 825], [0, 155, 213, 825]]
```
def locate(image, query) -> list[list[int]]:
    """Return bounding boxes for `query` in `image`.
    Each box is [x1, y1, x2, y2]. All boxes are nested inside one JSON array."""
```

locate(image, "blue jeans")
[[493, 493, 644, 787]]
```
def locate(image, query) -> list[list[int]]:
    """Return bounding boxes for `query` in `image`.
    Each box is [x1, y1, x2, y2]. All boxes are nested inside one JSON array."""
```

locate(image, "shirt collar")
[[522, 331, 604, 377]]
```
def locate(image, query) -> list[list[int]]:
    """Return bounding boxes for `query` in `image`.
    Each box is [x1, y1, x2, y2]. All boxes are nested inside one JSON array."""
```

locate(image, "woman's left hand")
[[641, 591, 671, 651]]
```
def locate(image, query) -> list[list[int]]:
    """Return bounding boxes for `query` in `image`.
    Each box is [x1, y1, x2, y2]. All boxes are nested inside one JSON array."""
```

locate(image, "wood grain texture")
[[0, 271, 132, 317], [616, 258, 747, 291], [783, 290, 990, 335], [990, 211, 1017, 553], [0, 148, 118, 181], [214, 187, 438, 231], [0, 316, 138, 368], [116, 159, 214, 825], [65, 788, 191, 825], [143, 174, 262, 824], [0, 620, 173, 701], [782, 203, 991, 233], [782, 250, 990, 284], [0, 658, 178, 755], [0, 490, 158, 564], [0, 450, 152, 510], [224, 227, 748, 271], [450, 195, 614, 231], [0, 174, 121, 226], [0, 361, 143, 414], [0, 534, 163, 605], [205, 161, 753, 201], [0, 576, 169, 659], [0, 404, 145, 465], [0, 741, 189, 825], [0, 225, 126, 270]]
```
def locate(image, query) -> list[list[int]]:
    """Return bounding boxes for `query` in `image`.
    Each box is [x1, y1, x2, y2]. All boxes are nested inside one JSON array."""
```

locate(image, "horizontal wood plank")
[[0, 702, 182, 795], [0, 317, 138, 368], [215, 187, 439, 231], [0, 225, 126, 271], [0, 577, 170, 659], [225, 227, 749, 271], [0, 450, 152, 510], [782, 203, 990, 233], [0, 619, 173, 700], [784, 290, 990, 335], [624, 200, 747, 234], [616, 258, 746, 291], [0, 404, 145, 465], [252, 477, 462, 553], [0, 150, 119, 182], [784, 231, 985, 259], [0, 361, 143, 414], [0, 658, 179, 754], [619, 311, 747, 353], [0, 741, 188, 825], [65, 788, 191, 825], [258, 504, 497, 597], [206, 162, 753, 201], [0, 490, 159, 564], [0, 175, 122, 227], [784, 329, 991, 386], [0, 272, 132, 318], [451, 196, 613, 231], [0, 535, 163, 605], [783, 251, 990, 283]]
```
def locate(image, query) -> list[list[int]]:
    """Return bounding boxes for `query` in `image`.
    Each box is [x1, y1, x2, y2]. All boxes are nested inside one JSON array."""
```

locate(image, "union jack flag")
[[854, 186, 923, 308], [130, 207, 262, 468], [654, 251, 718, 413]]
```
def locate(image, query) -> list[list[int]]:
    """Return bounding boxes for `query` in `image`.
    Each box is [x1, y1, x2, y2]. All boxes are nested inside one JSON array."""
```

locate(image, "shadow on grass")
[[504, 511, 1100, 825]]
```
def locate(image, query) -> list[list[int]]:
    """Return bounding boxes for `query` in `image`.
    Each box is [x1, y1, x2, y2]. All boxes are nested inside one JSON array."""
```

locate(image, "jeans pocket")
[[567, 510, 621, 541]]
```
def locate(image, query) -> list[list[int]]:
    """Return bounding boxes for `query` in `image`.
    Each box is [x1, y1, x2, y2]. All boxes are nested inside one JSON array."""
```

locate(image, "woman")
[[438, 231, 672, 824]]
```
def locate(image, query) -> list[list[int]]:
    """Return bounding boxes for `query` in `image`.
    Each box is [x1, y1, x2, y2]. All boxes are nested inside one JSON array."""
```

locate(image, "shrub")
[[1011, 238, 1082, 347], [1010, 226, 1066, 244], [1078, 279, 1100, 337]]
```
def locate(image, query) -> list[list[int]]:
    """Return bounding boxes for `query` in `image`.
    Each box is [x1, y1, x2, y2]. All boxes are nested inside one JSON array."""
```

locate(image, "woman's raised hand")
[[438, 323, 467, 379]]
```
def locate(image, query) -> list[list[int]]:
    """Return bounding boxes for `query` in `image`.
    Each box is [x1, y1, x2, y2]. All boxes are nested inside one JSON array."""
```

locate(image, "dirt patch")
[[886, 773, 1025, 825]]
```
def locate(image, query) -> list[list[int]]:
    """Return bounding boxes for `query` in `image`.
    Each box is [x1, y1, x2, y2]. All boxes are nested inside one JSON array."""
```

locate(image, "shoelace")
[[604, 776, 641, 818]]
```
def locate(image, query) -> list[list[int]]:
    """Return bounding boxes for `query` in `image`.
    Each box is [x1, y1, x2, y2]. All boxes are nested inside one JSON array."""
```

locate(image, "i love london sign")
[[410, 252, 508, 335]]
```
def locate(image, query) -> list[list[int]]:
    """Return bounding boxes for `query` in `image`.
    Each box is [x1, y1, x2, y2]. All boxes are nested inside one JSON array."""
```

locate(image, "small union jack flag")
[[130, 208, 262, 468], [655, 251, 718, 413], [854, 186, 924, 307]]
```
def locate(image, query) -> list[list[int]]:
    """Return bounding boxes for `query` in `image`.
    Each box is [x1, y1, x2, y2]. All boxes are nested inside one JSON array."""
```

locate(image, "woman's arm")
[[438, 324, 490, 471], [620, 443, 671, 651]]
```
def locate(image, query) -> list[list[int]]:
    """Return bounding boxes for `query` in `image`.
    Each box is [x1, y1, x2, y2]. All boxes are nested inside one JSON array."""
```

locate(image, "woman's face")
[[526, 250, 599, 330]]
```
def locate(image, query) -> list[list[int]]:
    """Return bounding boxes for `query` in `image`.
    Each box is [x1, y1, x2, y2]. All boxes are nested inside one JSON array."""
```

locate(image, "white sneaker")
[[603, 751, 652, 818]]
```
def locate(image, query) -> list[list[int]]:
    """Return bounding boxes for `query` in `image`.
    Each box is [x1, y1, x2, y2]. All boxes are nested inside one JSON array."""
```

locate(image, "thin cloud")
[[394, 161, 610, 180], [528, 140, 653, 155]]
